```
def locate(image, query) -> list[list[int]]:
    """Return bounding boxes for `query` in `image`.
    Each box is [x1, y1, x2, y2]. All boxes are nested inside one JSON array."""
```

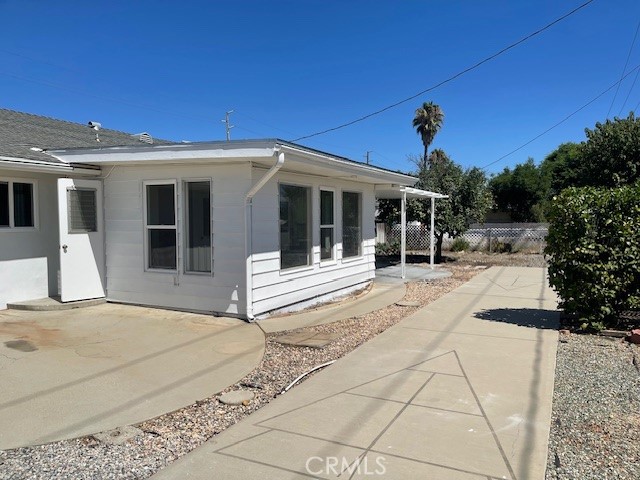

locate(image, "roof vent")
[[134, 132, 154, 144]]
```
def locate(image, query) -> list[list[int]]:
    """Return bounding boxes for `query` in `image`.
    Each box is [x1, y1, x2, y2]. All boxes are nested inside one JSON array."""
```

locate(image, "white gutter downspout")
[[244, 150, 285, 321]]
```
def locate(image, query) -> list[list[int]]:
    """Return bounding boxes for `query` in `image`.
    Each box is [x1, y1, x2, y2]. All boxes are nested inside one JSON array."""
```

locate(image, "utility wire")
[[290, 0, 595, 142], [481, 63, 640, 171], [609, 18, 640, 118], [617, 19, 640, 116]]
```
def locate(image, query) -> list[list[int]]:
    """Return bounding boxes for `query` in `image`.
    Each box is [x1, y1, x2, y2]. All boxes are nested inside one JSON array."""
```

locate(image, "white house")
[[0, 109, 443, 319]]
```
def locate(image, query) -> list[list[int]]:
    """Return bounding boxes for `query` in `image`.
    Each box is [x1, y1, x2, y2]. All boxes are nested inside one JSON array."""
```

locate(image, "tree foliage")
[[545, 184, 640, 330], [574, 113, 640, 187], [489, 158, 545, 222], [412, 102, 444, 171], [418, 149, 492, 262]]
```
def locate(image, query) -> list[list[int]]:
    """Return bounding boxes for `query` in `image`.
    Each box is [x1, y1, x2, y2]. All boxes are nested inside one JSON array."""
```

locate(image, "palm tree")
[[412, 101, 444, 171]]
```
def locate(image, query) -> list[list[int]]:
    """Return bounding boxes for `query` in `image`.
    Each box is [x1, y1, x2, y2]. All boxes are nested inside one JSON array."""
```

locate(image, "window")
[[185, 180, 211, 273], [342, 191, 362, 258], [0, 179, 36, 228], [320, 189, 335, 261], [145, 182, 177, 270], [280, 184, 311, 270], [0, 182, 8, 227], [67, 188, 97, 233]]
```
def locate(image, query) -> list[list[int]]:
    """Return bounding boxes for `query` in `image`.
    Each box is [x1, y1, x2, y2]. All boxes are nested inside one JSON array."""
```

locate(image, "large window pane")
[[147, 184, 175, 225], [148, 229, 177, 269], [342, 191, 362, 258], [0, 182, 8, 227], [280, 184, 311, 269], [14, 182, 34, 227], [186, 181, 211, 273], [320, 190, 333, 225], [67, 188, 96, 232]]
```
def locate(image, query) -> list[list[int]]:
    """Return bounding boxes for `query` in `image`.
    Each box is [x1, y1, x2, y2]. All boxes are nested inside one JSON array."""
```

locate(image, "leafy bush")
[[376, 240, 400, 256], [545, 184, 640, 330], [491, 241, 512, 254], [450, 237, 470, 252]]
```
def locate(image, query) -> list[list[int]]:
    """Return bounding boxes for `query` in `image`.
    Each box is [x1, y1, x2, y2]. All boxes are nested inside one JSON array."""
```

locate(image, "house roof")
[[50, 138, 419, 186], [0, 108, 171, 165]]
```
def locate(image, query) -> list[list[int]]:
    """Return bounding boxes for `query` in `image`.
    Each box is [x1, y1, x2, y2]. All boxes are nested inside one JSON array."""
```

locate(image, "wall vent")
[[134, 132, 154, 144]]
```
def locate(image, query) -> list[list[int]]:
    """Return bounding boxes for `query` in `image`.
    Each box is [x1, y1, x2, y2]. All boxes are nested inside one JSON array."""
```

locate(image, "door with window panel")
[[57, 178, 105, 302]]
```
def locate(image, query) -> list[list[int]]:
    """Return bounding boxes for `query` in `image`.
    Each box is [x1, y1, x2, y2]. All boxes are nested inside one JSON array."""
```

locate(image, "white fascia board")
[[48, 142, 278, 165], [278, 144, 417, 185], [374, 184, 448, 199], [0, 156, 100, 176]]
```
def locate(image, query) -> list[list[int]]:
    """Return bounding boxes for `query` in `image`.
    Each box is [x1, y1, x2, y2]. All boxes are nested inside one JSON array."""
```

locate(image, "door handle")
[[62, 244, 68, 253]]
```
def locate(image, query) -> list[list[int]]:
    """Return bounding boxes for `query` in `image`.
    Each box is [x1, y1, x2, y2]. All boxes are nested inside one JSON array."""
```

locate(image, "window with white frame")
[[0, 179, 36, 228], [184, 180, 212, 273], [280, 183, 311, 270], [145, 182, 177, 270], [342, 191, 362, 258], [320, 189, 335, 261]]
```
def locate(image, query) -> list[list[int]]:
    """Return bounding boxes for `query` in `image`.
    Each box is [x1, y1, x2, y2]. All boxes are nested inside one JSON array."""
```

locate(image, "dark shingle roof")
[[0, 108, 172, 164]]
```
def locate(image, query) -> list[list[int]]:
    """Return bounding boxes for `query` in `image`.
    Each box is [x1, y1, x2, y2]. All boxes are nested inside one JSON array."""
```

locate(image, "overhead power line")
[[481, 63, 640, 171], [608, 18, 640, 118], [617, 19, 640, 116], [290, 0, 595, 142]]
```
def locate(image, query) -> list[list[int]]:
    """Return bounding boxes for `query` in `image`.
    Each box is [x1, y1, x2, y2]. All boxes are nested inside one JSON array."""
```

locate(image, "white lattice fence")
[[383, 223, 548, 251]]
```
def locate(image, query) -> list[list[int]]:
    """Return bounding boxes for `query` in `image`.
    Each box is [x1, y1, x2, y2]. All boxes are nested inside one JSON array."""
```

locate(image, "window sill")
[[341, 255, 365, 264], [145, 268, 178, 274], [279, 264, 314, 276], [319, 259, 337, 268], [0, 226, 38, 233], [184, 271, 214, 277]]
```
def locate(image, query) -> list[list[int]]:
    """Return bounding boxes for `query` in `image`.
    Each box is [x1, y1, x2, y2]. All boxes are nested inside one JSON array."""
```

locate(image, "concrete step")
[[6, 296, 106, 311]]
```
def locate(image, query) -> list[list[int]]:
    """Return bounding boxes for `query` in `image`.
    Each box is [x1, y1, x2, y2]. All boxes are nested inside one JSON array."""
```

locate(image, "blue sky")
[[1, 0, 639, 174]]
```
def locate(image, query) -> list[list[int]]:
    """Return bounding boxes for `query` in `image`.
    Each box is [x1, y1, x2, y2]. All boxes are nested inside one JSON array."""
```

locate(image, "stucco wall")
[[0, 170, 60, 308]]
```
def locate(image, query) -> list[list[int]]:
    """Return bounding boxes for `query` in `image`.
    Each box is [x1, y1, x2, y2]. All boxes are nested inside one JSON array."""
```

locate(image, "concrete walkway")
[[0, 304, 264, 449], [153, 267, 559, 480]]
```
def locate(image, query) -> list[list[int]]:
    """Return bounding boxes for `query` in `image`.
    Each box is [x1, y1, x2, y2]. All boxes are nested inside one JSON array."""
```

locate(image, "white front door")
[[57, 178, 105, 302]]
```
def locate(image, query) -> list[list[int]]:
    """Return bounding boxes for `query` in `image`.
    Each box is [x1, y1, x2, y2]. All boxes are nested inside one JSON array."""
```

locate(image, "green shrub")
[[450, 237, 470, 252], [492, 241, 512, 254], [545, 184, 640, 330], [376, 240, 400, 256]]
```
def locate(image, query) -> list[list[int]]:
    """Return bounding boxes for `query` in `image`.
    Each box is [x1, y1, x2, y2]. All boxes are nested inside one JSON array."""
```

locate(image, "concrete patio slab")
[[0, 303, 264, 450], [375, 264, 451, 284], [152, 266, 559, 480]]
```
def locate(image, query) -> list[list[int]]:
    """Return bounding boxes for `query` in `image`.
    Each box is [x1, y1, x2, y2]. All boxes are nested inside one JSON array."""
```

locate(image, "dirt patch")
[[377, 251, 547, 269]]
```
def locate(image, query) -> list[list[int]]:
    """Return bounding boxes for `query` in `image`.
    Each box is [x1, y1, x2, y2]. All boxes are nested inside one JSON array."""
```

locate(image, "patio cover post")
[[401, 190, 406, 279], [430, 196, 435, 269]]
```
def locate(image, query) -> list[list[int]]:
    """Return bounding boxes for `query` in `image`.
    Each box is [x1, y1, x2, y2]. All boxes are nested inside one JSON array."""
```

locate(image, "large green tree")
[[412, 101, 444, 171], [419, 149, 492, 262], [489, 158, 545, 222], [539, 142, 582, 198], [573, 113, 640, 187]]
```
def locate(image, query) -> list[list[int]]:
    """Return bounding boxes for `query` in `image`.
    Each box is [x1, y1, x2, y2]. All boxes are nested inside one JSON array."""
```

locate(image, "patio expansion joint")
[[401, 325, 539, 342]]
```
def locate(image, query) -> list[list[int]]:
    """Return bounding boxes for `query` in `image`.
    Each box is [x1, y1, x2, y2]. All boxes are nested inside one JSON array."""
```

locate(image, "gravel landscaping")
[[546, 333, 640, 480], [0, 265, 479, 480]]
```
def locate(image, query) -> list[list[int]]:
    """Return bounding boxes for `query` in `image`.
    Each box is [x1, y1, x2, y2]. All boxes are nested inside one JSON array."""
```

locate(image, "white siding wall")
[[104, 163, 250, 315], [0, 170, 59, 308], [250, 168, 376, 316]]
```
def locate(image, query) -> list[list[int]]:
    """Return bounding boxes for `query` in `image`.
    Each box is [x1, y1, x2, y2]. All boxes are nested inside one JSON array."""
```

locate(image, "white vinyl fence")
[[378, 222, 548, 252]]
